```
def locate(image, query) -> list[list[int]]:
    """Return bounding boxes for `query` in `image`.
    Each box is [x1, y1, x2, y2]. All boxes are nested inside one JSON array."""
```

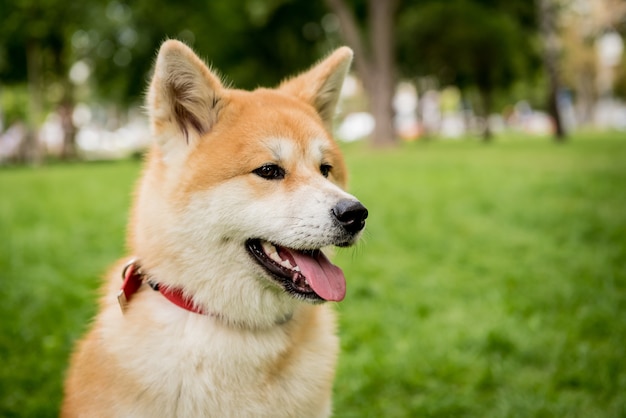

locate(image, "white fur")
[[94, 292, 337, 418]]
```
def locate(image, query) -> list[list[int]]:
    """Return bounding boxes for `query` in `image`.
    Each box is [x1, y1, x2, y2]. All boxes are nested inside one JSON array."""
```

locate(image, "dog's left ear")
[[279, 47, 353, 130]]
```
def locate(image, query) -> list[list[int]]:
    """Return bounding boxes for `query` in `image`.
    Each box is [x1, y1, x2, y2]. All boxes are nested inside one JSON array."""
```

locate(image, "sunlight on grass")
[[1, 134, 625, 417]]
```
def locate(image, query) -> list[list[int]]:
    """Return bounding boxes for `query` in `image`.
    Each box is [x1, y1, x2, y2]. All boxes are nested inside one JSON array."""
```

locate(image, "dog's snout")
[[332, 199, 368, 234]]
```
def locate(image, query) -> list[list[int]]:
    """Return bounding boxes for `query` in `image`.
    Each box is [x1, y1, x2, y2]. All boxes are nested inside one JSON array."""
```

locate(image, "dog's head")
[[131, 41, 366, 325]]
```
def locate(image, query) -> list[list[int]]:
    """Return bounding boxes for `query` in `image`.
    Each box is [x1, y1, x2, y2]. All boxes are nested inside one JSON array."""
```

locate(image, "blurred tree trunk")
[[537, 0, 566, 141], [59, 98, 77, 160], [479, 89, 493, 142], [20, 40, 44, 164], [57, 66, 77, 160], [325, 0, 399, 147]]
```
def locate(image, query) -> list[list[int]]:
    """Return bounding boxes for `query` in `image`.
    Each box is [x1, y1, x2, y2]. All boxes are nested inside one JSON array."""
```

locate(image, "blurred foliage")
[[1, 0, 623, 127], [0, 87, 29, 127], [397, 0, 540, 114], [0, 0, 546, 110], [0, 0, 334, 107], [0, 0, 80, 82], [75, 0, 338, 103]]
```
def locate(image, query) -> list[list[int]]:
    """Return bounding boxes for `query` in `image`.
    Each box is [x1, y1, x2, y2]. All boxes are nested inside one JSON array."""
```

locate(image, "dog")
[[61, 40, 367, 418]]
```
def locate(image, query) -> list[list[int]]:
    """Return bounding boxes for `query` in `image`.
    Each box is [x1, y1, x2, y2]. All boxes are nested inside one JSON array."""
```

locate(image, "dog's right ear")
[[147, 40, 223, 154]]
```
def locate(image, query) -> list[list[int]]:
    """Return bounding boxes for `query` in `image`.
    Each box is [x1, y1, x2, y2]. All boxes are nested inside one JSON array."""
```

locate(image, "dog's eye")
[[253, 164, 285, 180], [320, 164, 332, 178]]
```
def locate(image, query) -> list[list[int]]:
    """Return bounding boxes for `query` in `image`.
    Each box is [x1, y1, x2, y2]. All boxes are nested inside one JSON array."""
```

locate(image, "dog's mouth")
[[245, 239, 346, 302]]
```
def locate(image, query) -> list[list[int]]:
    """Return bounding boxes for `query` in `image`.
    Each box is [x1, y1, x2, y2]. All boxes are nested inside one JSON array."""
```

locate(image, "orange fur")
[[62, 40, 362, 418]]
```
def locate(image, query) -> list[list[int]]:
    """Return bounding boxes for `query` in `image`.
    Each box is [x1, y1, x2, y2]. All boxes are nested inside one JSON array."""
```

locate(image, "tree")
[[398, 0, 537, 140], [537, 0, 566, 141], [324, 0, 400, 147], [0, 0, 101, 161], [74, 0, 330, 104], [1, 0, 332, 161]]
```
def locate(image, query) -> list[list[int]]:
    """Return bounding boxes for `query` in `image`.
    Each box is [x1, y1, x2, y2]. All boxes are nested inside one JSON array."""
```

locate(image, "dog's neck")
[[117, 259, 293, 328]]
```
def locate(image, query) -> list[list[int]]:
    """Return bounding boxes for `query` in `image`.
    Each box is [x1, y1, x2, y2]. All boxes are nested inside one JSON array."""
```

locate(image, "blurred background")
[[0, 0, 625, 161], [1, 0, 626, 417]]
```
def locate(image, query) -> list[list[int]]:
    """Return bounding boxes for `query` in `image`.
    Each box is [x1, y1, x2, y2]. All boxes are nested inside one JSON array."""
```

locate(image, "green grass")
[[2, 134, 625, 417]]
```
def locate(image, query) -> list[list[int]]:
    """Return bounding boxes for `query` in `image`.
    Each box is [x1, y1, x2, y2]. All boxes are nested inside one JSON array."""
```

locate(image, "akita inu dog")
[[62, 40, 367, 418]]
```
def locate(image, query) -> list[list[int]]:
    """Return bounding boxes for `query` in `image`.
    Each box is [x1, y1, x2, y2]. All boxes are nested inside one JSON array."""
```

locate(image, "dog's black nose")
[[332, 199, 368, 234]]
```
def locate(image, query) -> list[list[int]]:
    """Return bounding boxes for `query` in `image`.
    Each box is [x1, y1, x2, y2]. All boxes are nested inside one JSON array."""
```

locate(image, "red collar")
[[117, 259, 205, 315]]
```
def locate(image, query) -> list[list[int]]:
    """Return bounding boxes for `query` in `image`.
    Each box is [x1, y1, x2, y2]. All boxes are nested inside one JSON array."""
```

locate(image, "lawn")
[[1, 133, 625, 417]]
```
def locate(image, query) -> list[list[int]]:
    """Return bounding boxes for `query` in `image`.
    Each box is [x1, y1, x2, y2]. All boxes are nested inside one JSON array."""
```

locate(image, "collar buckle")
[[117, 258, 143, 313]]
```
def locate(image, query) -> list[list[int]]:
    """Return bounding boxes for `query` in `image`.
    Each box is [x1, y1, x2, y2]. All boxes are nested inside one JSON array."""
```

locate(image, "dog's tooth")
[[270, 252, 283, 264], [261, 241, 275, 255], [280, 259, 293, 269], [262, 241, 282, 262], [293, 266, 301, 272]]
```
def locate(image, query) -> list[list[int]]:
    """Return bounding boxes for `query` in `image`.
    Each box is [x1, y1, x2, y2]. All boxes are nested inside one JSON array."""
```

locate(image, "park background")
[[1, 0, 625, 416]]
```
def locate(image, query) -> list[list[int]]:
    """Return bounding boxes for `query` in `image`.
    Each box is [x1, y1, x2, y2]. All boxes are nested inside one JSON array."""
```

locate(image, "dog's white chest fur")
[[95, 293, 338, 418]]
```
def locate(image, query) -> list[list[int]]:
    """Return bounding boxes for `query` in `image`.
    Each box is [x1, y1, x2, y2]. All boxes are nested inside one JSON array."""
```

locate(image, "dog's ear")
[[279, 47, 353, 130], [147, 40, 223, 152]]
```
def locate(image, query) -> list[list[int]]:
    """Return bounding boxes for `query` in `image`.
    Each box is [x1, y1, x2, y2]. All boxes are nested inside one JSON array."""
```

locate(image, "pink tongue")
[[280, 249, 346, 302]]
